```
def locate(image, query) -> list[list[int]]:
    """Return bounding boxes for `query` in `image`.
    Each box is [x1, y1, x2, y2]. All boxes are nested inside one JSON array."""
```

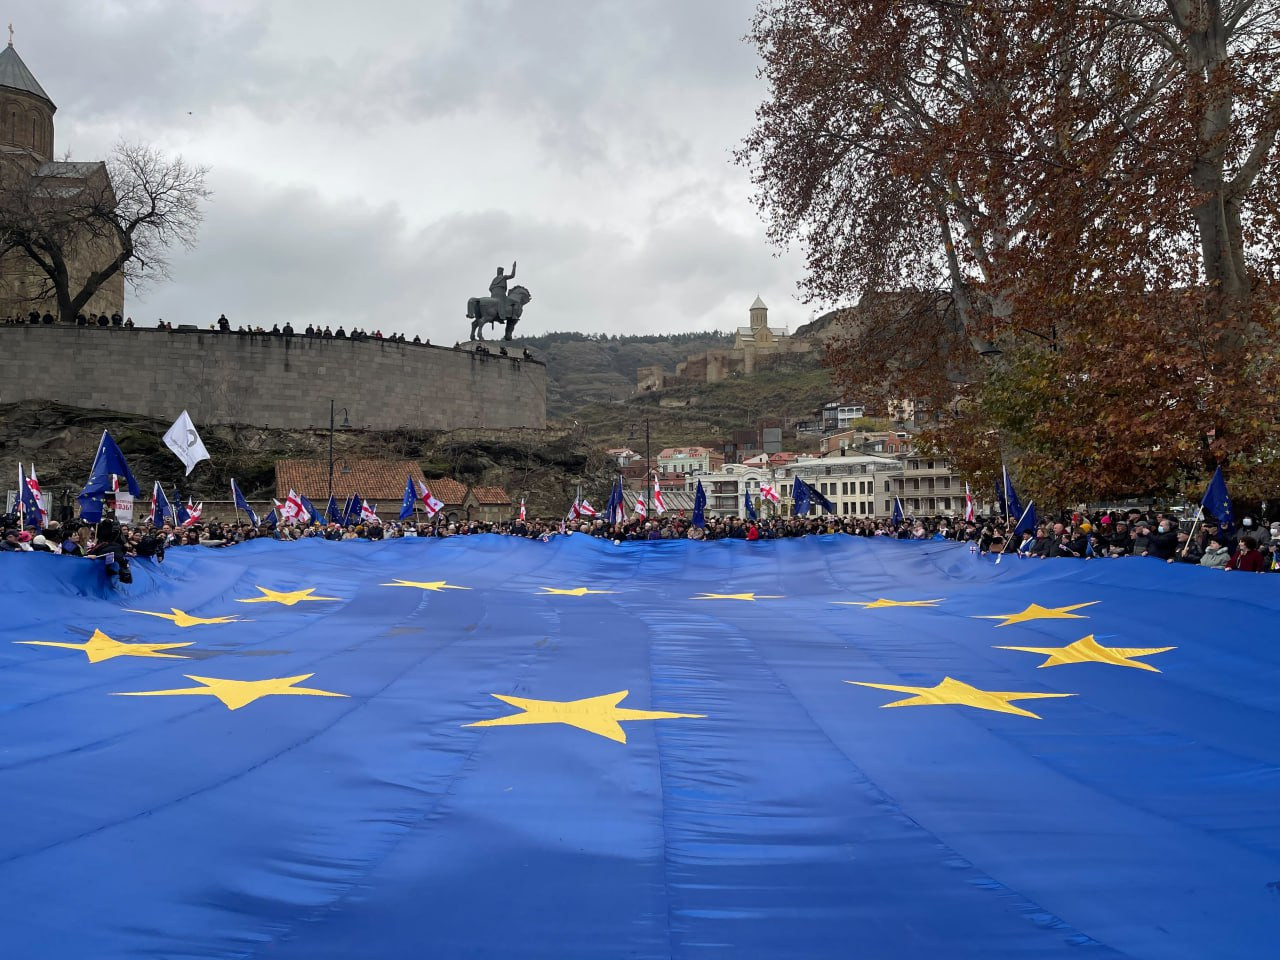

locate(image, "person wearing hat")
[[1199, 535, 1231, 569]]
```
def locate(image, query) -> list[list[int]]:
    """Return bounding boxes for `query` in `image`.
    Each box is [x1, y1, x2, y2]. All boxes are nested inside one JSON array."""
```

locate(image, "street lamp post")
[[328, 400, 351, 507]]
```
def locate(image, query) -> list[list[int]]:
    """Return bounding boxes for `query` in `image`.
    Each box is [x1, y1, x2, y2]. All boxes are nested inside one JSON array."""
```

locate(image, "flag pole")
[[1181, 505, 1205, 558], [997, 500, 1034, 563], [1001, 463, 1010, 526]]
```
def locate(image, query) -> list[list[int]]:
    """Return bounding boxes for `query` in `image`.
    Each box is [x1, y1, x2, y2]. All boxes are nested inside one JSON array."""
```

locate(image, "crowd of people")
[[3, 505, 1278, 576]]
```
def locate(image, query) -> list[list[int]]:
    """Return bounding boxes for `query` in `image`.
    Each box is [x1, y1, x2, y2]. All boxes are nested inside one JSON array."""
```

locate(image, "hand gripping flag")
[[400, 476, 418, 521], [692, 479, 707, 527], [230, 478, 259, 526], [744, 488, 757, 521], [652, 478, 666, 515], [162, 410, 211, 476], [416, 481, 444, 518], [1201, 466, 1235, 535]]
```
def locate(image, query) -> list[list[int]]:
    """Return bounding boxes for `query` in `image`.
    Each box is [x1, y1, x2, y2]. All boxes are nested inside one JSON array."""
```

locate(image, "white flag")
[[163, 410, 211, 476]]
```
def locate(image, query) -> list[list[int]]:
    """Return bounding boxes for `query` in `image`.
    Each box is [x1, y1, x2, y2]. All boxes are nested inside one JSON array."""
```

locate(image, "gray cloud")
[[18, 0, 813, 339]]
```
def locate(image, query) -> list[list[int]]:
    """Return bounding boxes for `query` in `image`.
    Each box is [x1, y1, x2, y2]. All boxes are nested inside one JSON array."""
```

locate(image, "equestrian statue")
[[467, 261, 532, 341]]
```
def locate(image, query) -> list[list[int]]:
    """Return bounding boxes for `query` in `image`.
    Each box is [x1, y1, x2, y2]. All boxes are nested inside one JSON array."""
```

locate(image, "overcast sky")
[[19, 0, 812, 341]]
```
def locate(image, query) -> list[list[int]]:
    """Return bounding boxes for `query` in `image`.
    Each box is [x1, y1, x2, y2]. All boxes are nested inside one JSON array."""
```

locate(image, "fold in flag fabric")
[[2, 536, 1278, 958], [80, 430, 141, 522], [162, 409, 211, 476], [1202, 465, 1235, 534]]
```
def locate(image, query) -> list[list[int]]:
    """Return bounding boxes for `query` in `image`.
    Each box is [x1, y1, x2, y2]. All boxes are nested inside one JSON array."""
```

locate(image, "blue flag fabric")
[[298, 494, 318, 526], [810, 483, 836, 515], [230, 478, 259, 527], [1014, 501, 1037, 535], [1201, 466, 1235, 534], [2, 537, 1278, 958], [172, 489, 189, 527], [1003, 466, 1024, 523], [743, 488, 757, 521], [892, 497, 904, 525], [79, 430, 142, 522], [150, 482, 172, 527], [262, 503, 278, 530], [399, 475, 417, 521], [692, 479, 707, 527], [19, 466, 41, 530], [326, 496, 342, 525], [791, 476, 811, 516], [344, 495, 364, 526]]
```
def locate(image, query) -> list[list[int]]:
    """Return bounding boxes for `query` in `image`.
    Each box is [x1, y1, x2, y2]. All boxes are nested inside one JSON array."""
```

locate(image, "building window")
[[883, 480, 889, 492], [884, 500, 892, 512]]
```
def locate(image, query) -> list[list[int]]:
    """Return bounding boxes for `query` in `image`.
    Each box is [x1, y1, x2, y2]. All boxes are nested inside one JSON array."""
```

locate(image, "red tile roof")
[[275, 459, 428, 501], [471, 485, 511, 505]]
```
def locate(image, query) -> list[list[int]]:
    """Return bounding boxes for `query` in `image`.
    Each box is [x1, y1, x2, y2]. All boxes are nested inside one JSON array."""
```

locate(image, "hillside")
[[517, 331, 733, 416]]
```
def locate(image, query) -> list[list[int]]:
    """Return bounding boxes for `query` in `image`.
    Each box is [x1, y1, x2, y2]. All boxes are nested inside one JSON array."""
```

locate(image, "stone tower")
[[749, 295, 768, 331], [0, 41, 55, 163]]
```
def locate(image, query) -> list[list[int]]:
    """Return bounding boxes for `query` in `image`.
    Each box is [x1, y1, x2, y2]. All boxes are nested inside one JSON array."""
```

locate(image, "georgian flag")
[[578, 498, 596, 517], [416, 481, 444, 518], [25, 464, 47, 526], [519, 498, 526, 521], [634, 496, 647, 519], [183, 500, 202, 527], [360, 500, 381, 524], [652, 478, 666, 515], [964, 482, 975, 522], [282, 489, 305, 523], [760, 482, 781, 504]]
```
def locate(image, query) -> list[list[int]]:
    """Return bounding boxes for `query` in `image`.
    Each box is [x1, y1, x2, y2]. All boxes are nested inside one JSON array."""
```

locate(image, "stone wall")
[[0, 326, 546, 430]]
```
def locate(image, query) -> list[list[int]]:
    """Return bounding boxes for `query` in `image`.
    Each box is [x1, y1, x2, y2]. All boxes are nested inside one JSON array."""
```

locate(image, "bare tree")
[[0, 141, 210, 323]]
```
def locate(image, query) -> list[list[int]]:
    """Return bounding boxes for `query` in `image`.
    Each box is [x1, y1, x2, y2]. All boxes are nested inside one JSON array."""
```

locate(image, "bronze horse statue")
[[466, 284, 531, 341]]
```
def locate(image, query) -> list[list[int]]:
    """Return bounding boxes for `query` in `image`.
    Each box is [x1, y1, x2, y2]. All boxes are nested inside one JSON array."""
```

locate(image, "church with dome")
[[0, 39, 123, 319]]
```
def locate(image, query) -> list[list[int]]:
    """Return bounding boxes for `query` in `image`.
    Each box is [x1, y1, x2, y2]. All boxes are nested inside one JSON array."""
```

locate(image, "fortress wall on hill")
[[0, 327, 546, 430]]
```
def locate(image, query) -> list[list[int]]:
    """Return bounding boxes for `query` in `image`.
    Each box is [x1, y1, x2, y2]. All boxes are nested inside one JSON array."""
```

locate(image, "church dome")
[[0, 43, 55, 161]]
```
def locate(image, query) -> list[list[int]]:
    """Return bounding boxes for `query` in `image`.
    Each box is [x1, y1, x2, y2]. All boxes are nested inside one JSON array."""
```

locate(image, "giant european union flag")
[[2, 536, 1278, 958]]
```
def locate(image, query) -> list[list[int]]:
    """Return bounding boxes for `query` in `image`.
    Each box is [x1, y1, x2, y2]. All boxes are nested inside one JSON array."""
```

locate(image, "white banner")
[[163, 410, 211, 476], [114, 493, 134, 523]]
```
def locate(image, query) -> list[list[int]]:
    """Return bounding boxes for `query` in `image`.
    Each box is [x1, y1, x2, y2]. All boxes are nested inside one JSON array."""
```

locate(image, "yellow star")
[[235, 587, 340, 606], [973, 601, 1100, 627], [691, 593, 784, 601], [113, 673, 348, 711], [16, 628, 193, 664], [996, 634, 1175, 672], [848, 676, 1074, 719], [465, 690, 704, 743], [537, 586, 615, 596], [382, 579, 471, 591], [126, 608, 250, 627], [834, 598, 944, 609]]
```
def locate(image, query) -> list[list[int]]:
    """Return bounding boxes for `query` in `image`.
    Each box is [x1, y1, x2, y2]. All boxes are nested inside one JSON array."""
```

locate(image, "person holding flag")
[[652, 477, 666, 515], [80, 430, 141, 523], [150, 482, 173, 528], [964, 482, 975, 522]]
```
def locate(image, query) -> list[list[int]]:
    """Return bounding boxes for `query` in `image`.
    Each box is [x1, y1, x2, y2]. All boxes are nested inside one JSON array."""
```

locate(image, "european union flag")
[[605, 476, 625, 526], [150, 481, 172, 527], [3, 537, 1279, 958], [79, 429, 142, 522], [1014, 500, 1038, 535], [1201, 466, 1235, 534], [399, 475, 418, 521], [791, 476, 811, 516], [1002, 465, 1023, 522], [298, 493, 319, 525], [744, 488, 757, 521], [692, 479, 707, 527], [230, 477, 259, 526], [891, 496, 904, 525], [343, 495, 364, 526], [326, 495, 343, 524], [19, 465, 42, 530], [172, 488, 189, 527], [811, 482, 836, 515]]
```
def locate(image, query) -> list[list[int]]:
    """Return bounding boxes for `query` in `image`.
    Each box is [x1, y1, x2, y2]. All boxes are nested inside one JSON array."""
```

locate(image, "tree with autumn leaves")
[[740, 0, 1280, 505]]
